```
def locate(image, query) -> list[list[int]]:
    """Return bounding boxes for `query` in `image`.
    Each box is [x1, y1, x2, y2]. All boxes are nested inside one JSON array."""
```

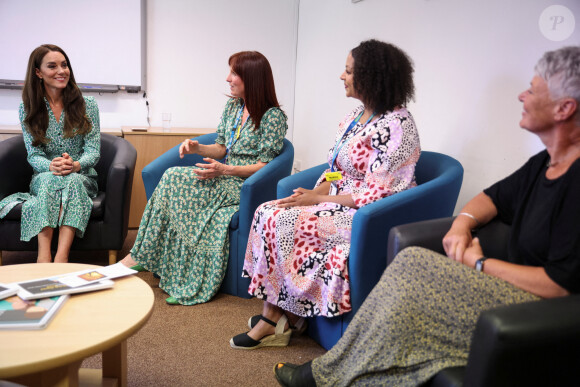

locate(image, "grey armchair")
[[387, 217, 580, 387], [0, 133, 137, 265]]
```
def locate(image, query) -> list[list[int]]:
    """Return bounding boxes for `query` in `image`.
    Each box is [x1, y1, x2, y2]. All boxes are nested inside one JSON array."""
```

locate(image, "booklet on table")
[[0, 283, 18, 300], [0, 294, 69, 330], [14, 262, 137, 300]]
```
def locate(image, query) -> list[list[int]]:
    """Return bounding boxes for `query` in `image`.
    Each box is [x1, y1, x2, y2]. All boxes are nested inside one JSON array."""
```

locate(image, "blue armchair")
[[141, 132, 294, 298], [277, 151, 464, 349]]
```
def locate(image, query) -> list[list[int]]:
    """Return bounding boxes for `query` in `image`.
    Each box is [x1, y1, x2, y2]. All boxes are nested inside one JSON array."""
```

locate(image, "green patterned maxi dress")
[[131, 98, 287, 305], [0, 97, 100, 240]]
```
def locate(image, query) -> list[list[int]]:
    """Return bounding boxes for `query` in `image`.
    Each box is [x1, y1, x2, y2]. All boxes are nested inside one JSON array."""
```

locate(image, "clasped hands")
[[277, 188, 321, 208], [50, 153, 80, 176], [442, 224, 484, 269]]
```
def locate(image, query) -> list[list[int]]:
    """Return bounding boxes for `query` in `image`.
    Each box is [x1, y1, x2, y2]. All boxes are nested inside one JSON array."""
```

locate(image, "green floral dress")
[[131, 98, 288, 305], [0, 97, 100, 241]]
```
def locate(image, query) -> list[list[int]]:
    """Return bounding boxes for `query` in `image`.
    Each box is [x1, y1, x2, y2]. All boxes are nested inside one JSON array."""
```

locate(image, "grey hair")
[[534, 46, 580, 109]]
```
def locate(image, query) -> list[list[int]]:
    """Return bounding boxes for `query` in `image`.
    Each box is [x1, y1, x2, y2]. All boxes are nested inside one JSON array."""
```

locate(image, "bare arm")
[[179, 139, 227, 160], [443, 192, 498, 262], [193, 158, 267, 179], [461, 237, 569, 298], [484, 260, 569, 298]]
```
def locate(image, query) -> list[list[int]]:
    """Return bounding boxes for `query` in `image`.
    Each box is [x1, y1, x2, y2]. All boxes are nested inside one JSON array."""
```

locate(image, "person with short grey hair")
[[273, 45, 580, 387], [535, 46, 580, 123]]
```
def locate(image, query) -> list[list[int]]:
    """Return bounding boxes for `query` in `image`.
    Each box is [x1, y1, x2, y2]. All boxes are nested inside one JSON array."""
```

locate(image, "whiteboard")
[[0, 0, 145, 91]]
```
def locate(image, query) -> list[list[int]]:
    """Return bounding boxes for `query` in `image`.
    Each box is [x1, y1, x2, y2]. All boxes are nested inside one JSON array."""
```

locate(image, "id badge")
[[325, 171, 343, 181]]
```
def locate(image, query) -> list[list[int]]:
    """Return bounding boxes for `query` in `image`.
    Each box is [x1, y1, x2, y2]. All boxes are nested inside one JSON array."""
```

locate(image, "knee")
[[160, 167, 187, 185], [393, 246, 446, 268], [34, 172, 54, 185]]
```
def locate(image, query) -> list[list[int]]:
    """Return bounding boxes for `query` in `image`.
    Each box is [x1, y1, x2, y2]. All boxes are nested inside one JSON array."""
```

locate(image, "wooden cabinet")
[[0, 125, 122, 141], [122, 127, 215, 228]]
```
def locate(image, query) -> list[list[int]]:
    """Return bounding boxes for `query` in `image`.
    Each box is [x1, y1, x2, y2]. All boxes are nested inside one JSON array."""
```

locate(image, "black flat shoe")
[[230, 315, 291, 350], [274, 361, 316, 387]]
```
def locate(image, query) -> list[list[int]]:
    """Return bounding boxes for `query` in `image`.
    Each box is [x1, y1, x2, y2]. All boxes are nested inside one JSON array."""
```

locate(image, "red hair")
[[229, 51, 280, 129]]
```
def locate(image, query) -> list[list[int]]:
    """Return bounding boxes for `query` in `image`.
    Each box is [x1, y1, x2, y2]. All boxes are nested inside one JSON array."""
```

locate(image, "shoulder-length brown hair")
[[228, 51, 280, 129], [22, 44, 92, 146]]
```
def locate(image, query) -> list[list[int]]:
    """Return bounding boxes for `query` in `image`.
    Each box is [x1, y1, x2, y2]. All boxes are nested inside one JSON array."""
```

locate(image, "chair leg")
[[108, 250, 118, 265]]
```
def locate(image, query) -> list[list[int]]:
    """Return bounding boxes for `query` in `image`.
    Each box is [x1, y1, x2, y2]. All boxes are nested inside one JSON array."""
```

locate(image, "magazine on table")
[[0, 294, 68, 330], [0, 283, 19, 300], [56, 262, 137, 288], [16, 277, 115, 300], [15, 262, 136, 300]]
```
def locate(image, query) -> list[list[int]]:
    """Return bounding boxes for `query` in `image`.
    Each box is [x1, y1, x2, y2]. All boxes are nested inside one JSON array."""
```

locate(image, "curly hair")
[[351, 40, 415, 114], [22, 44, 92, 147]]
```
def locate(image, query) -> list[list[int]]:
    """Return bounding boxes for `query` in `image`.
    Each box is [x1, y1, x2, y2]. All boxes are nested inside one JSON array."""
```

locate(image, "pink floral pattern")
[[243, 106, 421, 317]]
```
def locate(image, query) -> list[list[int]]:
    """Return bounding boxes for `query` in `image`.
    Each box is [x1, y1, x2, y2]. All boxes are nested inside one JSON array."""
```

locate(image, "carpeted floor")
[[2, 230, 327, 386]]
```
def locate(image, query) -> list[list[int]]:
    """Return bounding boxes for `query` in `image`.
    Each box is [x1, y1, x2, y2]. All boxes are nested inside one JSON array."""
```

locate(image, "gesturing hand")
[[193, 157, 229, 180], [179, 139, 200, 159]]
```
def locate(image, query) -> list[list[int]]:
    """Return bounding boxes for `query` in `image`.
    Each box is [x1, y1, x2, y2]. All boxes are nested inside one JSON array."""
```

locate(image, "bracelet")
[[458, 212, 480, 227]]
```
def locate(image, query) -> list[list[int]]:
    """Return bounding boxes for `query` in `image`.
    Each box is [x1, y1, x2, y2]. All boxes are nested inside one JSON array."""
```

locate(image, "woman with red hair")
[[121, 51, 287, 306]]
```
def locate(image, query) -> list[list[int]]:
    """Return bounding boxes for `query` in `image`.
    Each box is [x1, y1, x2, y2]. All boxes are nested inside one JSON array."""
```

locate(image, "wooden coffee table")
[[0, 263, 154, 387]]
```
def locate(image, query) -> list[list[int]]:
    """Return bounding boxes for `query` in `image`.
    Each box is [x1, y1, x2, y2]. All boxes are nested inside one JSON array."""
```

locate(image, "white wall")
[[293, 0, 579, 211], [1, 0, 579, 213], [0, 0, 299, 137]]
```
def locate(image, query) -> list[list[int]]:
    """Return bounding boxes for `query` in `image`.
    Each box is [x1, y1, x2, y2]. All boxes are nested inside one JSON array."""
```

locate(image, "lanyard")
[[330, 110, 376, 172], [225, 103, 245, 164]]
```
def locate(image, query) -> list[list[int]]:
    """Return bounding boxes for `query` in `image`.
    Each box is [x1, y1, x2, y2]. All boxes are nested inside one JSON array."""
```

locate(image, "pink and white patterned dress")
[[242, 105, 421, 317]]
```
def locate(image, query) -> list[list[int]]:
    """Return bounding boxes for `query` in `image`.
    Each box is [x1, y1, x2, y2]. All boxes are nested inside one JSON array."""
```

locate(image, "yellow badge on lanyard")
[[325, 171, 343, 181]]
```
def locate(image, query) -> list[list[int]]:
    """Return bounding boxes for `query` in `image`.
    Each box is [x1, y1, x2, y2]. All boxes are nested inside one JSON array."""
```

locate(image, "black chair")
[[0, 133, 137, 265], [387, 217, 580, 387]]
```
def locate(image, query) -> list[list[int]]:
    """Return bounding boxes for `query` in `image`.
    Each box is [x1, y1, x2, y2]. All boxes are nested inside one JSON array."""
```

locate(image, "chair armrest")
[[387, 217, 453, 265], [238, 139, 294, 233], [472, 218, 511, 259], [277, 163, 328, 198], [142, 133, 217, 199], [463, 295, 580, 387], [102, 138, 137, 243], [348, 190, 459, 317], [387, 217, 512, 266], [0, 135, 32, 200]]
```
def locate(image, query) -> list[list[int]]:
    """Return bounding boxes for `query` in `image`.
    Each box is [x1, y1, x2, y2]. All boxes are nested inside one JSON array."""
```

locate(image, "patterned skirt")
[[0, 171, 97, 241], [312, 247, 539, 386], [131, 167, 242, 305], [243, 200, 356, 317]]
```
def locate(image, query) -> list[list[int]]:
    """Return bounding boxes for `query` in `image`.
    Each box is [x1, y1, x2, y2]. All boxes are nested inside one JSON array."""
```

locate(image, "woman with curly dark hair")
[[230, 40, 421, 350], [273, 46, 580, 387], [0, 44, 100, 263]]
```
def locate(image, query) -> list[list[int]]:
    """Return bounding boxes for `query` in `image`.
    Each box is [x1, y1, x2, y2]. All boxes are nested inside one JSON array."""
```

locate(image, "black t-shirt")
[[484, 150, 580, 293]]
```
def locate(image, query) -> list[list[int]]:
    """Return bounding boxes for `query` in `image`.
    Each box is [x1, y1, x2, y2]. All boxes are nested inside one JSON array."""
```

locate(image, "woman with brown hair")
[[0, 44, 100, 263], [120, 51, 288, 306]]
